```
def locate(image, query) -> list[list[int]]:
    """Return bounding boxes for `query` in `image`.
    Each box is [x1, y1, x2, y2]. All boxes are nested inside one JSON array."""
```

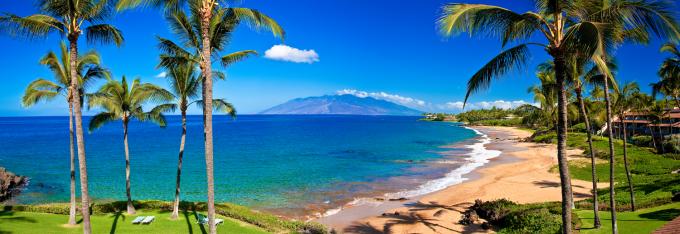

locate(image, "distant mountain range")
[[259, 94, 423, 116]]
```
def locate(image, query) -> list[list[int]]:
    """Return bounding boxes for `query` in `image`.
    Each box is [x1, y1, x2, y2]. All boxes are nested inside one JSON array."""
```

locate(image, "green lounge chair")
[[196, 214, 224, 225]]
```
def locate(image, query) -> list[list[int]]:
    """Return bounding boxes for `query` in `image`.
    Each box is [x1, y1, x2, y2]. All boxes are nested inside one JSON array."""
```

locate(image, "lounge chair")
[[141, 216, 155, 224], [196, 214, 224, 225], [131, 216, 146, 224]]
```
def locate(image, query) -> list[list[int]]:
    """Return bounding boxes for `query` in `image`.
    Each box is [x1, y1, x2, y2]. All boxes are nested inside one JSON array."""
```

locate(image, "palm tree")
[[21, 42, 108, 226], [613, 81, 640, 211], [116, 2, 283, 232], [87, 76, 173, 215], [157, 60, 236, 219], [658, 43, 680, 108], [437, 1, 679, 232], [2, 1, 123, 231], [528, 68, 559, 129]]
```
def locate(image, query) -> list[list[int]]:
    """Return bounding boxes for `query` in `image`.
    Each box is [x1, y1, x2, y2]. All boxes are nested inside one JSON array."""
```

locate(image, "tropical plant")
[[156, 60, 236, 219], [1, 0, 124, 231], [612, 81, 640, 211], [116, 1, 284, 231], [657, 43, 680, 108], [87, 76, 173, 215], [21, 42, 108, 225], [437, 1, 680, 232]]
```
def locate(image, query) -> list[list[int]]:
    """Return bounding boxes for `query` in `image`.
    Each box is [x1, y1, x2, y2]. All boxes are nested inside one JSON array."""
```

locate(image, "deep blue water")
[[0, 115, 476, 216]]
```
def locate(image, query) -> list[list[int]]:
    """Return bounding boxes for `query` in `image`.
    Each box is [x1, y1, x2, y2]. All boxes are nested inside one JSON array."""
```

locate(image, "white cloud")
[[335, 89, 535, 113], [438, 100, 536, 111], [155, 72, 167, 78], [336, 89, 427, 108], [264, 44, 319, 63]]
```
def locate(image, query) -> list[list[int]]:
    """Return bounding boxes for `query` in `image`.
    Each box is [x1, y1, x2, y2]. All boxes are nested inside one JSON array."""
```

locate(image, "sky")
[[0, 0, 677, 116]]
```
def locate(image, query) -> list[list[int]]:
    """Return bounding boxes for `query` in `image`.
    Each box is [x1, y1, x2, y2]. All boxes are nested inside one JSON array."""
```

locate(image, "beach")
[[316, 126, 607, 233]]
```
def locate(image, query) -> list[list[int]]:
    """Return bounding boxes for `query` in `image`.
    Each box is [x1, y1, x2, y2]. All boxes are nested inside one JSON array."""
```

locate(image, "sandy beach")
[[315, 126, 606, 233]]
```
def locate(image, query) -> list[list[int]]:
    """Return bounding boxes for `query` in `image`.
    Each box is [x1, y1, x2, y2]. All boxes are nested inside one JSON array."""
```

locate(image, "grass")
[[0, 200, 327, 233], [577, 202, 680, 234], [537, 132, 680, 210], [0, 209, 268, 234]]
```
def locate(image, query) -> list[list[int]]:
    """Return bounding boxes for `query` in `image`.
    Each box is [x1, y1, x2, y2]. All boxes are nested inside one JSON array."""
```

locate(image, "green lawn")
[[577, 202, 680, 234], [0, 209, 269, 234]]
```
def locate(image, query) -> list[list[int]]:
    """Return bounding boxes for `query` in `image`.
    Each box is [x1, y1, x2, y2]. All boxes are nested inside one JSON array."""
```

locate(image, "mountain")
[[259, 95, 423, 116]]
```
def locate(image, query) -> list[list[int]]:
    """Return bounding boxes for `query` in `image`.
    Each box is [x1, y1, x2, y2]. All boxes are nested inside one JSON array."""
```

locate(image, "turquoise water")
[[0, 115, 477, 216]]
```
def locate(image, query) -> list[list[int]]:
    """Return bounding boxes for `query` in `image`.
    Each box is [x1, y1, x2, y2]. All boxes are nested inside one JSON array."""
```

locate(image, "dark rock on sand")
[[0, 167, 28, 202]]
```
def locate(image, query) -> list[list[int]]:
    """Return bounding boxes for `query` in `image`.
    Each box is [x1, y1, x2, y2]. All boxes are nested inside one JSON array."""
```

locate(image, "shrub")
[[631, 135, 653, 148], [570, 123, 588, 133], [499, 208, 561, 234]]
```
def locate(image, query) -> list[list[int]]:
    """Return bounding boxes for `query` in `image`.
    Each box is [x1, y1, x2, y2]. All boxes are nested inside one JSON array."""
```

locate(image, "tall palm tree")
[[156, 60, 236, 219], [117, 2, 283, 232], [87, 76, 173, 215], [2, 1, 123, 231], [437, 1, 679, 232], [436, 3, 598, 232], [613, 81, 640, 211], [21, 42, 108, 226]]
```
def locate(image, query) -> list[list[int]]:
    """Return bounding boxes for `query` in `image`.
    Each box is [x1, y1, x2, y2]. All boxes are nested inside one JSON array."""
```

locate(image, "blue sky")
[[0, 0, 677, 116]]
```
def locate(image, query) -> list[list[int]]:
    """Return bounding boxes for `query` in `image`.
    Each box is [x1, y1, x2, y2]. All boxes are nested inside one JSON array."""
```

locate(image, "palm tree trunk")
[[200, 4, 217, 234], [67, 101, 77, 225], [123, 119, 135, 214], [603, 75, 618, 234], [553, 53, 573, 234], [577, 88, 601, 228], [620, 112, 635, 211], [171, 111, 187, 220], [68, 36, 91, 233], [650, 126, 658, 150]]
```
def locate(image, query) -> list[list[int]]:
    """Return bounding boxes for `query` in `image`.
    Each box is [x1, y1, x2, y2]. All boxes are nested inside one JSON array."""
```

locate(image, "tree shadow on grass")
[[182, 208, 193, 234], [109, 211, 123, 234], [191, 207, 207, 234], [639, 208, 680, 221]]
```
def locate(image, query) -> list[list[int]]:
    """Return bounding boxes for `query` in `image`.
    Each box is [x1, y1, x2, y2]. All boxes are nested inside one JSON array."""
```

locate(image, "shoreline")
[[314, 126, 606, 233]]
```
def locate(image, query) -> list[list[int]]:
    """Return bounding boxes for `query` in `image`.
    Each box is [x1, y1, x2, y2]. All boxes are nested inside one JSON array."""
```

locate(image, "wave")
[[316, 126, 501, 218]]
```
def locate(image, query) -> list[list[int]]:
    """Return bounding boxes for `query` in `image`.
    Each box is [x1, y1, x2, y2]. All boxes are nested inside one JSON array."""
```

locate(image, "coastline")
[[314, 126, 607, 233]]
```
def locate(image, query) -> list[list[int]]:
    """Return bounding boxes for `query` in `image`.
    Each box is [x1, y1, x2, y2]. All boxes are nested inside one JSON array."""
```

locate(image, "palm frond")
[[88, 112, 118, 132], [85, 24, 124, 46], [464, 44, 532, 107], [229, 7, 285, 39], [221, 50, 257, 67], [22, 78, 63, 107], [437, 4, 529, 42], [0, 13, 65, 38], [196, 99, 237, 118]]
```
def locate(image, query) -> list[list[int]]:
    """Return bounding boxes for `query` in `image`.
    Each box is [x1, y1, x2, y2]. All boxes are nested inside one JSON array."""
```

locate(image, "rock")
[[394, 212, 400, 216], [0, 167, 28, 202], [459, 209, 479, 225], [388, 197, 408, 201]]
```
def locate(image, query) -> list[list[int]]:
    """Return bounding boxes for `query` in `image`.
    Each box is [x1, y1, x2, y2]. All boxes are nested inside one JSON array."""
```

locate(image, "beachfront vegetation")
[[21, 42, 110, 225]]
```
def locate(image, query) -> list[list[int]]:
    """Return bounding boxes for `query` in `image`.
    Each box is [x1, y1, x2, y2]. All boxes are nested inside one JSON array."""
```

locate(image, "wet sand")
[[315, 126, 606, 233]]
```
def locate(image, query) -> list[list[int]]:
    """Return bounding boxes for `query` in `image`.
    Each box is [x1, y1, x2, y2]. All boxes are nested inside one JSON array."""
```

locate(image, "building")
[[611, 107, 680, 137]]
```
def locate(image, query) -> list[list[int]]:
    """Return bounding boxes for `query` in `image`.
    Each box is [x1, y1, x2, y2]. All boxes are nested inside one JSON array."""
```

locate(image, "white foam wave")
[[385, 126, 500, 199], [317, 126, 501, 218]]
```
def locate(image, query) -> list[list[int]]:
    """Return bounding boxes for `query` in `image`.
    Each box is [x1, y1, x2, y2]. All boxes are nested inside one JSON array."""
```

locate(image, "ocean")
[[0, 115, 490, 218]]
